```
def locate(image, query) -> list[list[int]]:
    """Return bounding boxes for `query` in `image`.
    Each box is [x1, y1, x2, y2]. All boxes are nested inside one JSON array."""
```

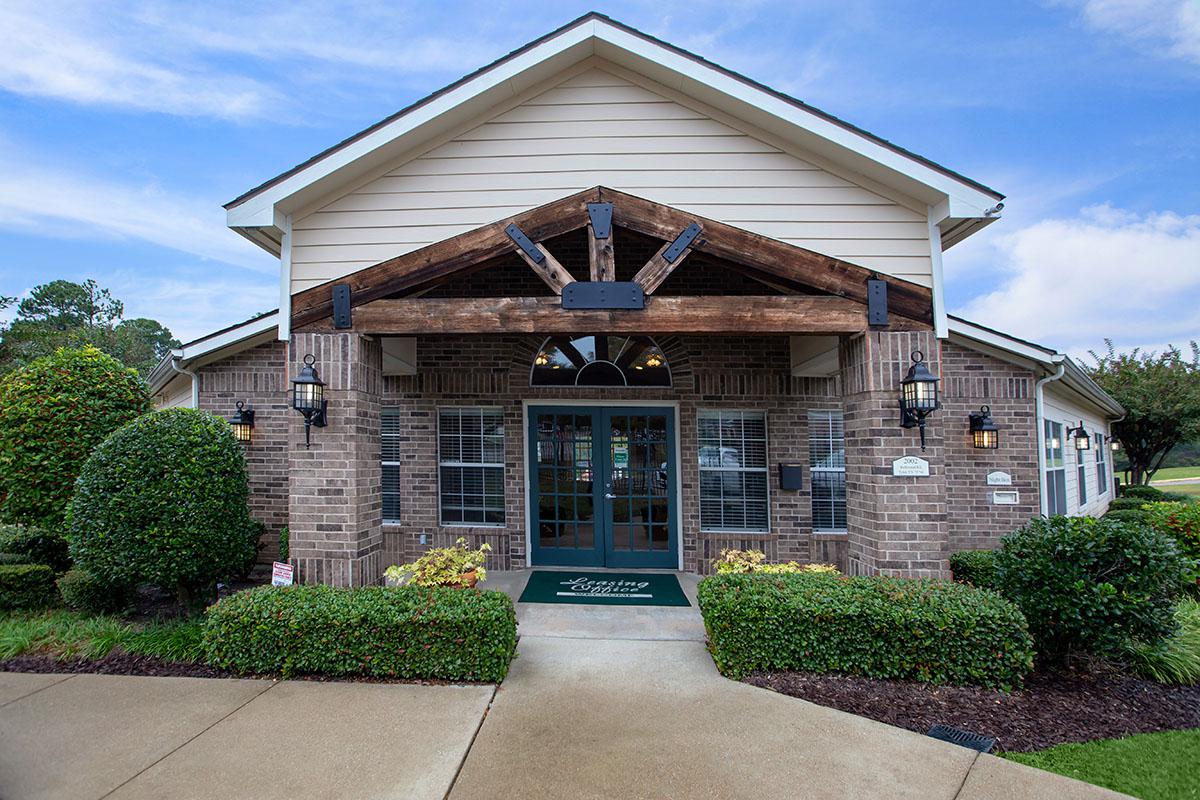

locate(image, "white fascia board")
[[177, 311, 280, 362], [225, 23, 598, 228], [947, 318, 1060, 368]]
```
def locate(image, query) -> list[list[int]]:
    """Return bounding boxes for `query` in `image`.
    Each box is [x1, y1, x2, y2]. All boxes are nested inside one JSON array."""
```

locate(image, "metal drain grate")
[[927, 724, 996, 753]]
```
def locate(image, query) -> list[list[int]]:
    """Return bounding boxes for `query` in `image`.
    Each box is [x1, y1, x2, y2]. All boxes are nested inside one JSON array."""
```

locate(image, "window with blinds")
[[809, 410, 846, 532], [1096, 433, 1109, 495], [381, 408, 402, 524], [1044, 420, 1067, 515], [698, 410, 769, 532], [438, 407, 505, 526]]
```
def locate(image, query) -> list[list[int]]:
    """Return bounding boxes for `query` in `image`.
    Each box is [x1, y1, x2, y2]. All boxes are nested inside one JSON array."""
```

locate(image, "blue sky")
[[0, 0, 1197, 357]]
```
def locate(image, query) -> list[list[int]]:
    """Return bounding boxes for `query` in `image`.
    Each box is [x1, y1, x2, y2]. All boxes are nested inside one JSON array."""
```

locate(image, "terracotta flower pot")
[[454, 570, 479, 589]]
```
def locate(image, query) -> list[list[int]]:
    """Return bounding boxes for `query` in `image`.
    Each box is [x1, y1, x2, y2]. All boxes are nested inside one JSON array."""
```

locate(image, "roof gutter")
[[169, 354, 199, 409], [1035, 357, 1067, 517]]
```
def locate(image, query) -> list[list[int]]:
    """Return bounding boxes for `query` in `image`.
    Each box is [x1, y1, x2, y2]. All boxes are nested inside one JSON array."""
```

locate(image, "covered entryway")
[[527, 404, 678, 568]]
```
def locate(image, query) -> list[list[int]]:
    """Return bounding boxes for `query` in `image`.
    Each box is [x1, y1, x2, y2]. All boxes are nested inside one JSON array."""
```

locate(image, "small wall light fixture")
[[899, 349, 941, 451], [969, 405, 1000, 449], [290, 354, 328, 448], [1110, 439, 1121, 452], [1067, 421, 1091, 451], [229, 401, 255, 444]]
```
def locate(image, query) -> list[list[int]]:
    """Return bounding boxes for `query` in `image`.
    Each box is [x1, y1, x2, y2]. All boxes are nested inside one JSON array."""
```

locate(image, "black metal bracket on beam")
[[505, 223, 545, 264], [663, 222, 702, 263], [332, 284, 352, 329], [562, 281, 645, 310], [867, 276, 889, 327], [587, 202, 613, 239]]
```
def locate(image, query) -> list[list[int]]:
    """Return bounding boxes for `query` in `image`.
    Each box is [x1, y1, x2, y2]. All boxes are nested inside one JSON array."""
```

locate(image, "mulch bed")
[[745, 668, 1200, 752]]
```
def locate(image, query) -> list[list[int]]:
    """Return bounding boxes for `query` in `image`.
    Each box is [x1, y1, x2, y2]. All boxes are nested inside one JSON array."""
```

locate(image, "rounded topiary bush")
[[994, 516, 1195, 663], [0, 346, 150, 528], [66, 408, 258, 607], [0, 524, 71, 572], [57, 568, 131, 614]]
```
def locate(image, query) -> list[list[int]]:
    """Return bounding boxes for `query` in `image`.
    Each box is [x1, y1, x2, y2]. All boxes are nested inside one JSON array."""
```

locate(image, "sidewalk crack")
[[951, 751, 982, 800], [0, 673, 78, 708], [442, 683, 499, 800]]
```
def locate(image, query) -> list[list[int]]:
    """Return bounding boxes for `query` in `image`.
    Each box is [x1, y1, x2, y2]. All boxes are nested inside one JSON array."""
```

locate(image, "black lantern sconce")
[[969, 405, 1000, 449], [1110, 439, 1121, 452], [1067, 421, 1091, 451], [290, 354, 327, 448], [899, 350, 941, 451], [229, 401, 255, 444]]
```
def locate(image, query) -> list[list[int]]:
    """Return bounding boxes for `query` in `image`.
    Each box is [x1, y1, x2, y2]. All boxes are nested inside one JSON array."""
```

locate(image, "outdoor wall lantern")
[[228, 401, 255, 444], [290, 354, 328, 448], [969, 405, 1000, 450], [899, 349, 941, 451], [1068, 421, 1091, 451], [1111, 439, 1122, 452]]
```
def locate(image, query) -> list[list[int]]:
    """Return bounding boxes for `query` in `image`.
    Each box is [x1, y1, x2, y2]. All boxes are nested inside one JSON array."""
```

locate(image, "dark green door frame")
[[527, 405, 678, 569]]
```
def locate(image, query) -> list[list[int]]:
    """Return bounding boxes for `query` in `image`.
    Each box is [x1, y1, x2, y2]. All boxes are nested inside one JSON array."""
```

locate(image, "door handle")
[[604, 493, 617, 500]]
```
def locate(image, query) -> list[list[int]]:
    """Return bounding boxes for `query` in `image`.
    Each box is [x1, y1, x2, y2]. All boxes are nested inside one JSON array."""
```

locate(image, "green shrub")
[[1106, 497, 1150, 512], [949, 550, 998, 590], [710, 548, 840, 575], [56, 569, 131, 615], [0, 553, 31, 565], [1103, 508, 1150, 525], [0, 564, 58, 611], [1143, 502, 1200, 595], [204, 585, 518, 682], [67, 408, 257, 608], [697, 573, 1034, 689], [0, 346, 150, 528], [1119, 484, 1166, 501], [0, 525, 71, 572], [1121, 598, 1200, 684], [278, 527, 289, 563], [994, 516, 1194, 663]]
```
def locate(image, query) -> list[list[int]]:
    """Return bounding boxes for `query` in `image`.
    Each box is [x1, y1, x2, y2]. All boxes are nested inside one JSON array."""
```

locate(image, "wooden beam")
[[307, 295, 927, 335], [632, 228, 698, 294], [505, 225, 572, 294], [588, 223, 615, 282], [604, 187, 933, 323], [290, 187, 599, 328]]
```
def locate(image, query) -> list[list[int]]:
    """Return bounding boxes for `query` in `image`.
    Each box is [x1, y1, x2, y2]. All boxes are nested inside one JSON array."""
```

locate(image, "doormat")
[[518, 570, 690, 607]]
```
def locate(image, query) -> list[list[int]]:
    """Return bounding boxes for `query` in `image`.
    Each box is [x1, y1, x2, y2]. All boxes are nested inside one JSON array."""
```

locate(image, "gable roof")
[[225, 12, 1004, 255]]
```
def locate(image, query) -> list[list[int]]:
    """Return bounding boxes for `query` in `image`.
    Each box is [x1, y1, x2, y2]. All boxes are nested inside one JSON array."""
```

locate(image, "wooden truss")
[[291, 186, 933, 334]]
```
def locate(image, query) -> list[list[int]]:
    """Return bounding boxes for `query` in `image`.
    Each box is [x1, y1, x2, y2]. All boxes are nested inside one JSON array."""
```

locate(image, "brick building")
[[148, 14, 1122, 585]]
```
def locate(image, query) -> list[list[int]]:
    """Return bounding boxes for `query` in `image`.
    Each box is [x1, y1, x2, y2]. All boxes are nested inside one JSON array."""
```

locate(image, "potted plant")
[[384, 538, 492, 588]]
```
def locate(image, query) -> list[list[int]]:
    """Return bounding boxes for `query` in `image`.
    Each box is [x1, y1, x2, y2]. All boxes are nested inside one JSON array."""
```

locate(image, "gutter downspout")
[[170, 354, 199, 409], [1035, 356, 1067, 516]]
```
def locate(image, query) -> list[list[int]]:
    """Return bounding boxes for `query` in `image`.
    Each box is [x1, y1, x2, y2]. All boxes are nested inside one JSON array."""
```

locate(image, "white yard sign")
[[892, 456, 930, 477], [271, 562, 294, 587]]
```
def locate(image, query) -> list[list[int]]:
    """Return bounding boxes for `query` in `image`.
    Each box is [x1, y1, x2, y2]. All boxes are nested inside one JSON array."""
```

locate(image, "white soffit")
[[225, 14, 1003, 252]]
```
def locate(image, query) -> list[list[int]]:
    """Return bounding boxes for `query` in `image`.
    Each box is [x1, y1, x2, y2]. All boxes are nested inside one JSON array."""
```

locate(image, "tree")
[[0, 346, 151, 528], [1088, 340, 1200, 484], [0, 280, 179, 377]]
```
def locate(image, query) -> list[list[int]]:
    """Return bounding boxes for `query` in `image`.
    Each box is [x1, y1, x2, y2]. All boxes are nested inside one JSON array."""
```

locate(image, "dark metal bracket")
[[663, 222, 702, 263], [867, 276, 889, 327], [332, 284, 352, 329], [587, 202, 613, 239], [505, 223, 545, 264], [562, 281, 645, 310]]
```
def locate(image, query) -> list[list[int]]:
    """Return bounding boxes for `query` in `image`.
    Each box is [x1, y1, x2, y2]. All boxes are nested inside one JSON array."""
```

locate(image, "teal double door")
[[528, 406, 678, 568]]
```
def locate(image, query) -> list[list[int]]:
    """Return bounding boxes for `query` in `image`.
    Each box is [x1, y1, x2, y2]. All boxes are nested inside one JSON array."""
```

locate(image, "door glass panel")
[[533, 412, 597, 553], [608, 412, 670, 555]]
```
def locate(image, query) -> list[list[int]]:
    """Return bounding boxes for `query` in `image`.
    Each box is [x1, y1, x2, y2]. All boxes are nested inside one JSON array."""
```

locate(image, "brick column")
[[841, 331, 949, 579], [287, 332, 384, 586]]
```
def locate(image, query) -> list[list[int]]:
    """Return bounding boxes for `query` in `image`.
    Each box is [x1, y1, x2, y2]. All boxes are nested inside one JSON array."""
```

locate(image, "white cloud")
[[0, 147, 276, 274], [106, 269, 278, 343], [0, 3, 279, 119], [952, 205, 1200, 355], [1064, 0, 1200, 65]]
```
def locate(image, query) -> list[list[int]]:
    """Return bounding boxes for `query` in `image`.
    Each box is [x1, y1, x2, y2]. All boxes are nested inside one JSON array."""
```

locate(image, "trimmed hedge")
[[698, 573, 1034, 690], [56, 569, 131, 615], [1120, 484, 1167, 501], [994, 516, 1194, 662], [949, 550, 998, 590], [0, 525, 71, 573], [0, 564, 58, 611], [0, 553, 31, 565], [203, 585, 518, 682], [1103, 508, 1150, 525], [0, 345, 150, 528], [1107, 497, 1151, 512]]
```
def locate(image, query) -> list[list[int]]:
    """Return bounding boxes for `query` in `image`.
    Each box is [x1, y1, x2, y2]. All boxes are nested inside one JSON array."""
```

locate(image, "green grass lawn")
[[1149, 466, 1200, 482], [1005, 729, 1200, 800]]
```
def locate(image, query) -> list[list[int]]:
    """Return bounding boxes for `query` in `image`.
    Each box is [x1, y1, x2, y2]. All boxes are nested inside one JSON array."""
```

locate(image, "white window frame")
[[697, 408, 770, 534], [1096, 433, 1108, 496], [1044, 419, 1067, 516], [437, 406, 506, 528], [381, 407, 402, 525], [809, 409, 847, 534]]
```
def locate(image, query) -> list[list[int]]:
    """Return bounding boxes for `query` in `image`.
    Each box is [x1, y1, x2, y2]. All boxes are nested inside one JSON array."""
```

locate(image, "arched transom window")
[[530, 335, 671, 387]]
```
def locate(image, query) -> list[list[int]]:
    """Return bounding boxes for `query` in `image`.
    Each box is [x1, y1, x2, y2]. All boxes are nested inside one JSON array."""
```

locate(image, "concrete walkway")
[[0, 569, 1129, 799]]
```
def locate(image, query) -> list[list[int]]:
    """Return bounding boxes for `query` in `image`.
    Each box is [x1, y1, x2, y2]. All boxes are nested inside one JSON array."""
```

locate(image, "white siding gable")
[[290, 66, 932, 293]]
